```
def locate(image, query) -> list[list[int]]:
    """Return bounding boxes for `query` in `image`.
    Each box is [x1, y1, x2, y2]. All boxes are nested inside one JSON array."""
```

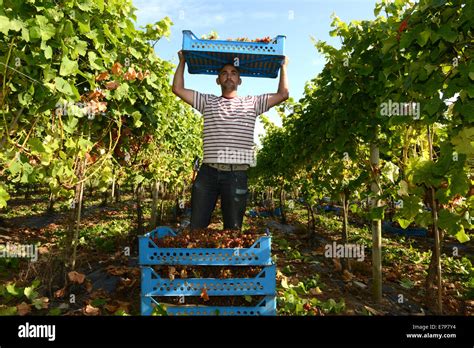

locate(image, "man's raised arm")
[[267, 56, 289, 108], [172, 50, 194, 106]]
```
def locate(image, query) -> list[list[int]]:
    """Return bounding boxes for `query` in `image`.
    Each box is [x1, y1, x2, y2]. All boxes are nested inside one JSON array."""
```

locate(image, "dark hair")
[[218, 63, 241, 74]]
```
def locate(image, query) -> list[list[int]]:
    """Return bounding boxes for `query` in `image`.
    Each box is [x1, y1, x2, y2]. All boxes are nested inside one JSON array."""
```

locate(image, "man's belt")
[[205, 163, 250, 171]]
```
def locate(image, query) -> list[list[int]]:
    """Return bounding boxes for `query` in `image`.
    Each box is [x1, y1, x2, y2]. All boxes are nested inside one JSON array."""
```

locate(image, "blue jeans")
[[190, 164, 248, 230]]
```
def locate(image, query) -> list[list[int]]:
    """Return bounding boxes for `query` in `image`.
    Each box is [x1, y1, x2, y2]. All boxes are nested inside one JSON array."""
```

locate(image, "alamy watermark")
[[380, 99, 420, 120], [55, 100, 105, 120], [0, 243, 38, 262], [217, 147, 257, 167], [324, 241, 365, 261]]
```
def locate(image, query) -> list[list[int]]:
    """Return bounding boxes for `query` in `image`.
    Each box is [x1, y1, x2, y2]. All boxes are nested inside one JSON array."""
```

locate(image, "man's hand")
[[178, 50, 185, 63], [267, 56, 289, 108], [172, 50, 194, 106]]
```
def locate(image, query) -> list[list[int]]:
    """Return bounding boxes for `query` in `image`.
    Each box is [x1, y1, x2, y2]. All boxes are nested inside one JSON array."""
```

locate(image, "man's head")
[[216, 63, 242, 92]]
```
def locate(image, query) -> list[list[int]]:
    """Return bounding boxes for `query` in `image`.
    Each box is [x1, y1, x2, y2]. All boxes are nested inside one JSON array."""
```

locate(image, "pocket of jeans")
[[233, 171, 248, 195]]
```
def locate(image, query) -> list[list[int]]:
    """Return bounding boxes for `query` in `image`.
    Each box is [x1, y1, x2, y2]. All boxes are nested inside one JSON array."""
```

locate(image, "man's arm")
[[267, 56, 289, 108], [172, 50, 194, 106]]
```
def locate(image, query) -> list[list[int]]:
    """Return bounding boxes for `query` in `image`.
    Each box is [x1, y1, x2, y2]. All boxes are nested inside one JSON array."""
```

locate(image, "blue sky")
[[132, 0, 379, 144]]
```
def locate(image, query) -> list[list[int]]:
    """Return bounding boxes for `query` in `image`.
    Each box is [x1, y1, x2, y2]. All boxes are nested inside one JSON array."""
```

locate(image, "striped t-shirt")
[[193, 91, 270, 165]]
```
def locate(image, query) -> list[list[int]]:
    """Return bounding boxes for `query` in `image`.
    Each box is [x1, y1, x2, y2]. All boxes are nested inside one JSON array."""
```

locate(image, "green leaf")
[[0, 15, 10, 35], [0, 15, 23, 35], [369, 206, 385, 220], [131, 111, 142, 128], [449, 170, 469, 196], [48, 308, 62, 316], [399, 278, 414, 289], [398, 196, 423, 220], [424, 98, 442, 116], [0, 185, 10, 208], [54, 77, 77, 98], [382, 38, 397, 54], [96, 0, 104, 12], [455, 226, 470, 243], [417, 30, 431, 47], [60, 55, 78, 76], [77, 0, 94, 12], [396, 218, 412, 229], [381, 161, 399, 183], [91, 298, 107, 307], [77, 19, 91, 34], [438, 209, 462, 236], [63, 19, 74, 36], [29, 138, 46, 154], [114, 83, 129, 101], [451, 127, 474, 155], [44, 45, 52, 59], [6, 283, 20, 296], [438, 24, 457, 43], [88, 51, 104, 70], [244, 295, 252, 303], [0, 305, 17, 315], [24, 286, 39, 300]]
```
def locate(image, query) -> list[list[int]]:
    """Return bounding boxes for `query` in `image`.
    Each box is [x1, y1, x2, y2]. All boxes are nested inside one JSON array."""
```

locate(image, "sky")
[[132, 0, 379, 145]]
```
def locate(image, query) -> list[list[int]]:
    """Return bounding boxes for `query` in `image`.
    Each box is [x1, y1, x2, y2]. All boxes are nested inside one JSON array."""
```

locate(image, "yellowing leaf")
[[83, 304, 100, 316], [68, 271, 86, 284], [17, 302, 31, 316], [281, 276, 289, 289]]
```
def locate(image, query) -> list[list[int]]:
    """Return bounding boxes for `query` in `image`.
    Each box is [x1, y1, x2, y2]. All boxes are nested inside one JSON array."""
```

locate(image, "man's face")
[[217, 65, 241, 91]]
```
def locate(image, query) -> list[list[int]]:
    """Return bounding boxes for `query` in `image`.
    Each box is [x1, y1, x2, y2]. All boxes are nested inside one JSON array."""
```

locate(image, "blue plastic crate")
[[141, 264, 276, 297], [141, 295, 276, 316], [182, 30, 286, 78], [382, 221, 428, 237], [139, 230, 272, 266], [139, 226, 276, 316]]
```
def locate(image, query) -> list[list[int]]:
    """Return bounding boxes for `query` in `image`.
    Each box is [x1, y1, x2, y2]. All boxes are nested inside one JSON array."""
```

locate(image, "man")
[[172, 50, 289, 230]]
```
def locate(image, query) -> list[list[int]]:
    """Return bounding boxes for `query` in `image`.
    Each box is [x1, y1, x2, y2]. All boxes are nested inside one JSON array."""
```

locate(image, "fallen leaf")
[[83, 304, 100, 316], [32, 297, 49, 310], [333, 259, 342, 272], [17, 302, 31, 316], [123, 67, 137, 81], [111, 62, 122, 76], [364, 305, 379, 315], [168, 266, 177, 280], [54, 287, 66, 298], [58, 303, 69, 310], [386, 271, 399, 282], [105, 81, 119, 90], [281, 276, 289, 289], [104, 304, 118, 313], [342, 270, 354, 282], [85, 280, 93, 293], [106, 266, 128, 276], [96, 71, 110, 81], [116, 300, 130, 312], [180, 269, 188, 279], [200, 287, 209, 302], [68, 271, 85, 284], [309, 287, 322, 295]]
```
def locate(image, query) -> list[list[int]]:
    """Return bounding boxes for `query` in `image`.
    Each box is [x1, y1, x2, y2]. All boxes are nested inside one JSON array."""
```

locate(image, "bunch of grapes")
[[199, 32, 273, 43], [226, 36, 272, 43], [152, 265, 262, 279], [155, 295, 265, 307], [151, 227, 264, 249]]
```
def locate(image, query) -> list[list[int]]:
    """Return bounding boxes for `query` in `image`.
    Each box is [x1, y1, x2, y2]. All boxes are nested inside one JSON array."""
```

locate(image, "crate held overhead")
[[182, 30, 286, 78]]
